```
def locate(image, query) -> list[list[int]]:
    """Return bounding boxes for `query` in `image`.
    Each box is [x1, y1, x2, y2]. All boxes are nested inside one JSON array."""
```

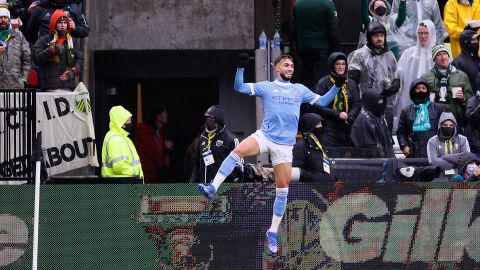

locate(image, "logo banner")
[[36, 83, 98, 175]]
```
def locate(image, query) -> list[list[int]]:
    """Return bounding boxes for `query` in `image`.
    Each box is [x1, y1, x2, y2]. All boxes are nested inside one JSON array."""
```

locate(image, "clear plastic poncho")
[[394, 19, 436, 119], [367, 0, 414, 58], [391, 0, 448, 46]]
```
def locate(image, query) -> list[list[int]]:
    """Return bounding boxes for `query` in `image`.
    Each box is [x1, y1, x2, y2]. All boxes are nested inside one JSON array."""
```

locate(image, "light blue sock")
[[212, 152, 241, 190], [269, 188, 289, 233]]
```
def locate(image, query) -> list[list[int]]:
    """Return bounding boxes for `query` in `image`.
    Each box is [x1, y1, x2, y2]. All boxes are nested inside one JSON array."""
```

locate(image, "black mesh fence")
[[1, 182, 480, 269]]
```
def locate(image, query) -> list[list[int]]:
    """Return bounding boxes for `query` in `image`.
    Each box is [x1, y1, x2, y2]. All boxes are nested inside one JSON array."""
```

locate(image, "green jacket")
[[101, 106, 144, 179], [421, 65, 473, 130], [293, 0, 339, 51]]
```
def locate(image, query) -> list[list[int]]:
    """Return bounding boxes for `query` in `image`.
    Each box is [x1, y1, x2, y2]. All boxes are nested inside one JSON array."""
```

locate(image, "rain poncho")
[[361, 0, 410, 59], [391, 0, 448, 46], [395, 20, 436, 119], [348, 40, 398, 106], [444, 0, 480, 58]]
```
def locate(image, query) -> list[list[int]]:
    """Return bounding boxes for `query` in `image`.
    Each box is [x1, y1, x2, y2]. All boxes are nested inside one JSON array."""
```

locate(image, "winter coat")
[[190, 126, 240, 183], [350, 90, 395, 158], [32, 33, 82, 90], [444, 0, 480, 58], [310, 52, 361, 147], [397, 79, 444, 158], [391, 0, 448, 45], [427, 112, 471, 170], [26, 2, 89, 43], [452, 30, 480, 88], [101, 106, 143, 179], [421, 65, 473, 130], [466, 92, 480, 154], [293, 113, 335, 182], [292, 135, 335, 182], [0, 29, 31, 89]]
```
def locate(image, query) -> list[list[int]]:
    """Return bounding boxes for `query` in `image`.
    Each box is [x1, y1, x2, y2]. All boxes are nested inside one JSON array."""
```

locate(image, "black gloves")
[[330, 72, 347, 87], [382, 78, 401, 97], [237, 53, 250, 68]]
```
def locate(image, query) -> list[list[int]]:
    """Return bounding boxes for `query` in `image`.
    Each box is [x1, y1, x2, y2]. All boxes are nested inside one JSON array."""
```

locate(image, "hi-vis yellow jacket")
[[444, 0, 480, 58], [101, 106, 144, 179]]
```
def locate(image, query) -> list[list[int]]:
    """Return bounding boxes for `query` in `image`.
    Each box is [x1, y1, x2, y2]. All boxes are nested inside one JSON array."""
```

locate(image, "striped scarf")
[[49, 31, 74, 67], [329, 75, 349, 113]]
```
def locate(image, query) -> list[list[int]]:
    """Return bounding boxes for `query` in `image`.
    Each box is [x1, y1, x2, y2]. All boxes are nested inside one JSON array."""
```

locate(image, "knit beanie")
[[432, 44, 449, 59], [0, 7, 10, 19]]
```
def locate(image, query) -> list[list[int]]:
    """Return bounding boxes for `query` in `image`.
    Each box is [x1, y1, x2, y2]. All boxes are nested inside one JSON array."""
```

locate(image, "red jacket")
[[134, 122, 169, 183]]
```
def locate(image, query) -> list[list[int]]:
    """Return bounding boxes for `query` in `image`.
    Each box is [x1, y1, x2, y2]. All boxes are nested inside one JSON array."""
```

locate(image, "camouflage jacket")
[[0, 29, 31, 89]]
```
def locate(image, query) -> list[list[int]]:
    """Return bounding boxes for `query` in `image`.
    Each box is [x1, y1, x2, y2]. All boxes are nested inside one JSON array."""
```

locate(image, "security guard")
[[101, 106, 144, 179]]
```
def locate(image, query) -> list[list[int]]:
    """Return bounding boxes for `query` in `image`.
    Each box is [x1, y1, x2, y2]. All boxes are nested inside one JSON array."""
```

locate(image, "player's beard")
[[279, 72, 292, 81]]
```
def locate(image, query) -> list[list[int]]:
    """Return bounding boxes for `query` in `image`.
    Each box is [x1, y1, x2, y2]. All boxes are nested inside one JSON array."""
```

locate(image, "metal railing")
[[0, 88, 36, 183]]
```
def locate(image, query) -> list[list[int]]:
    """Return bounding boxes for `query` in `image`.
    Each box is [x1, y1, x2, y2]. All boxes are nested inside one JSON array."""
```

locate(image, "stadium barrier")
[[1, 182, 480, 269], [0, 89, 36, 182]]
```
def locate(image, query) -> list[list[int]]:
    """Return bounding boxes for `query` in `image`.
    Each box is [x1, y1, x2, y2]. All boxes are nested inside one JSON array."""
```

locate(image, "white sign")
[[36, 83, 99, 175], [1, 83, 99, 178]]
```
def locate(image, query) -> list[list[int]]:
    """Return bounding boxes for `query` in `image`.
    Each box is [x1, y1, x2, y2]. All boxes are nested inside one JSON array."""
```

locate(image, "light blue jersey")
[[234, 68, 339, 145]]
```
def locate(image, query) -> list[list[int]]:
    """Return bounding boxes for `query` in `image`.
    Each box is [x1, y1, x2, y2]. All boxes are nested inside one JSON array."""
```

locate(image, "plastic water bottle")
[[273, 30, 281, 49], [259, 29, 267, 49]]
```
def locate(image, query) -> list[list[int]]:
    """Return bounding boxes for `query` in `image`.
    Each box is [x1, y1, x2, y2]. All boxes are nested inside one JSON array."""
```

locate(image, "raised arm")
[[234, 53, 255, 95], [312, 73, 345, 107], [234, 68, 253, 95]]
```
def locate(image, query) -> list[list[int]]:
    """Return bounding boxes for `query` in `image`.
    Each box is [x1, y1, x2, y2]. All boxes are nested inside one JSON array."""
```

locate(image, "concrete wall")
[[90, 0, 254, 50]]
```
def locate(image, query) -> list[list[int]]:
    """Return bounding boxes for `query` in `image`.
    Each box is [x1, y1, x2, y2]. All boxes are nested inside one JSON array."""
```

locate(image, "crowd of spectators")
[[289, 0, 480, 182], [0, 0, 87, 91], [2, 0, 480, 183]]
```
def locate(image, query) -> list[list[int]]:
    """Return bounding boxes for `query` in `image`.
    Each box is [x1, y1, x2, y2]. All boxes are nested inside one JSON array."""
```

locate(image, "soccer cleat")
[[198, 183, 216, 200], [266, 231, 278, 254]]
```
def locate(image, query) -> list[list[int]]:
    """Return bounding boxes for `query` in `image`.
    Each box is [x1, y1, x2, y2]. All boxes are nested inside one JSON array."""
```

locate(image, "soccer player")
[[198, 53, 345, 254]]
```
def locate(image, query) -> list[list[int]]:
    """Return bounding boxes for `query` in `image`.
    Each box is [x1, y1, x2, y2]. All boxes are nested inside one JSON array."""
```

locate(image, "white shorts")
[[251, 130, 293, 166]]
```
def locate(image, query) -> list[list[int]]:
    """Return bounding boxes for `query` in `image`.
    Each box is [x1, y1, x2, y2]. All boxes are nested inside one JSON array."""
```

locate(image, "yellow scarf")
[[329, 75, 349, 113], [48, 32, 74, 66]]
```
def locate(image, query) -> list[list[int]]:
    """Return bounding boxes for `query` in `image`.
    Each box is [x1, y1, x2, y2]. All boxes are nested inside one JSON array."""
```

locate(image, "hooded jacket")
[[451, 157, 480, 182], [350, 90, 395, 158], [101, 106, 144, 179], [452, 29, 480, 87], [397, 78, 444, 158], [190, 109, 240, 183], [292, 113, 335, 182], [311, 52, 361, 147], [466, 90, 480, 153], [426, 112, 471, 169], [444, 0, 480, 58], [32, 9, 82, 90]]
